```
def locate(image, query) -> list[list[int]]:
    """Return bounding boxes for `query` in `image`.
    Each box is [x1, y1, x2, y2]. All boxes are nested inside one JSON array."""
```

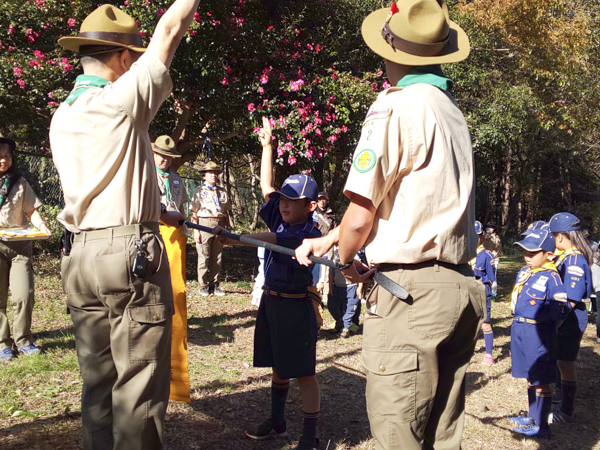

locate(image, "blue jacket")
[[512, 268, 570, 324], [473, 247, 496, 284], [555, 251, 592, 303]]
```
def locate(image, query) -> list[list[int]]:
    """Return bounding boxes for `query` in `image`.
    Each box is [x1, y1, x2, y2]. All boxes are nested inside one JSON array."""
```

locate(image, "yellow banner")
[[160, 225, 191, 403]]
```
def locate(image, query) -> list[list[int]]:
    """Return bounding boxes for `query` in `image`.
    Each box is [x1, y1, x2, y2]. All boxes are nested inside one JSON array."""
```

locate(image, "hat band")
[[77, 31, 143, 47], [381, 23, 449, 56], [153, 145, 174, 154]]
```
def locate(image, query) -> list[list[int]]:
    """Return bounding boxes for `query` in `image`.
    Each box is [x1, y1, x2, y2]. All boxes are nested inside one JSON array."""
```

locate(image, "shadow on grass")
[[0, 413, 82, 450], [165, 364, 370, 450], [185, 244, 259, 284], [187, 310, 257, 347], [36, 327, 76, 352]]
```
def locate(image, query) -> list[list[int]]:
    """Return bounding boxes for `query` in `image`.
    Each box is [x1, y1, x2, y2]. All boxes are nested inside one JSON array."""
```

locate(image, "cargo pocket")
[[408, 282, 461, 338], [93, 251, 133, 297], [362, 349, 418, 423], [128, 303, 172, 362]]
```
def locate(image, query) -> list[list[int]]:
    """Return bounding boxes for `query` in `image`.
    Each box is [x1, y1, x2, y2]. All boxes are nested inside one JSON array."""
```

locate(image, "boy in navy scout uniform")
[[471, 221, 496, 365], [294, 1, 485, 448], [49, 2, 196, 449], [509, 223, 569, 438], [214, 117, 321, 450], [548, 212, 593, 423]]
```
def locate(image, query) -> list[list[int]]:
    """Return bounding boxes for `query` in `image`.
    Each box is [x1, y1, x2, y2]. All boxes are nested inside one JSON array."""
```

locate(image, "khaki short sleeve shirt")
[[190, 184, 231, 218], [0, 177, 43, 229], [49, 53, 173, 232], [157, 171, 189, 212], [344, 84, 477, 265]]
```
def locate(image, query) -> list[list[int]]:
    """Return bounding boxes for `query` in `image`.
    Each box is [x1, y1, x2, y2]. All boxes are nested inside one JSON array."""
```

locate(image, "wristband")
[[339, 261, 353, 270]]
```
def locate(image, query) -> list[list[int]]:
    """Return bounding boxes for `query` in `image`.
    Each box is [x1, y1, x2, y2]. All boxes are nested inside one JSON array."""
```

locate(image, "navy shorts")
[[253, 291, 318, 379], [557, 305, 588, 361], [511, 320, 556, 385]]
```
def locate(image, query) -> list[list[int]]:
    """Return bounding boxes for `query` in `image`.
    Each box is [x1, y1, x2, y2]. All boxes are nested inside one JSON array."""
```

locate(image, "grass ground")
[[0, 245, 599, 449]]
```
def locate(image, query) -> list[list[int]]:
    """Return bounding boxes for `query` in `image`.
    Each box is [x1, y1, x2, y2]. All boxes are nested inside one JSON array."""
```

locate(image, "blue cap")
[[474, 221, 483, 235], [549, 212, 581, 233], [514, 223, 555, 252], [269, 174, 319, 202], [521, 220, 548, 236]]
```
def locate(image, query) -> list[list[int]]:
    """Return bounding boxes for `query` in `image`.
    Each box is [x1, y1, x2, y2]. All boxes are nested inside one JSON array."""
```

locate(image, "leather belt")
[[73, 222, 160, 242]]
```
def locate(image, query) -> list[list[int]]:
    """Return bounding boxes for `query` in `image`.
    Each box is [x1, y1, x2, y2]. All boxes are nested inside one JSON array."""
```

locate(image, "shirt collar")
[[396, 65, 453, 91]]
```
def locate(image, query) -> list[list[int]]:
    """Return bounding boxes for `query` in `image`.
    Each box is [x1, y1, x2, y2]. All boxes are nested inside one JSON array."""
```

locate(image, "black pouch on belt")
[[60, 228, 73, 256]]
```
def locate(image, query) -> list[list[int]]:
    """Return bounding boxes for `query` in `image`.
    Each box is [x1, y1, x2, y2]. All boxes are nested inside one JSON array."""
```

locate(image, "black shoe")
[[213, 285, 226, 296], [244, 419, 287, 440], [294, 436, 319, 450]]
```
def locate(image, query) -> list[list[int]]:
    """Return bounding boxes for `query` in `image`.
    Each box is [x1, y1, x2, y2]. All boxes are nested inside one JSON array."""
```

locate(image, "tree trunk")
[[225, 160, 243, 227], [246, 154, 260, 230], [500, 146, 513, 228]]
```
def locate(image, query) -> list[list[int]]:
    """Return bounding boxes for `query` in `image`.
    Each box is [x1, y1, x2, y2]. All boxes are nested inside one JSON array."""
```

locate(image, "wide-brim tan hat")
[[58, 4, 146, 54], [199, 161, 223, 174], [361, 0, 470, 66], [152, 135, 181, 158]]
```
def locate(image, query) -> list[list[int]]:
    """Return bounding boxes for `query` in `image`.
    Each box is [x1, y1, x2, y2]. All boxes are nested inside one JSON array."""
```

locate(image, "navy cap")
[[514, 224, 555, 252], [521, 220, 548, 237], [549, 212, 581, 233], [269, 174, 319, 202], [474, 221, 483, 235]]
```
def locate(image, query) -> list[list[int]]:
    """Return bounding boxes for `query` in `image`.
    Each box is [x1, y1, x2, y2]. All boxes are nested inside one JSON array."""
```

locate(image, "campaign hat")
[[514, 224, 555, 253], [521, 220, 548, 237], [58, 5, 146, 54], [152, 136, 181, 158], [199, 161, 223, 174], [269, 174, 319, 202], [549, 212, 581, 233], [361, 0, 470, 66]]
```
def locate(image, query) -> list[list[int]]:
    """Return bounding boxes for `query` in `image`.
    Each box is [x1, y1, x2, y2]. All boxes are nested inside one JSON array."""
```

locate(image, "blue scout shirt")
[[473, 246, 496, 285], [512, 267, 570, 324], [260, 197, 321, 293], [555, 249, 592, 303]]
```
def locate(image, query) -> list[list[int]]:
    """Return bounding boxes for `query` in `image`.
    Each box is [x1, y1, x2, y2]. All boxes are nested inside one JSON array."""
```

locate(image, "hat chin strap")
[[381, 23, 449, 57]]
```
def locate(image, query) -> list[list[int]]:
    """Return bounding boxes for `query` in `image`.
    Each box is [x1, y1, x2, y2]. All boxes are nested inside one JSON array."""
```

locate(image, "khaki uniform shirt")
[[190, 184, 231, 219], [0, 177, 43, 229], [157, 170, 189, 212], [49, 53, 173, 232], [344, 84, 477, 265], [483, 233, 502, 259]]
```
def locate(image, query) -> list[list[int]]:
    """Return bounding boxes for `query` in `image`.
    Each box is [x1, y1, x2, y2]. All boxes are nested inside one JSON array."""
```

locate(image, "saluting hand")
[[258, 116, 272, 147]]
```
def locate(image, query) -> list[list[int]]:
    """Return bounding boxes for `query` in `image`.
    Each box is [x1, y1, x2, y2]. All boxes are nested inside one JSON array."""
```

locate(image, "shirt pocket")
[[525, 287, 547, 301]]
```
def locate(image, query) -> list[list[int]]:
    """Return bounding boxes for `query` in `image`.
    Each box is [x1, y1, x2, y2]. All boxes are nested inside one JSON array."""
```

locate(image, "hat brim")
[[269, 190, 316, 201], [58, 36, 146, 54], [200, 168, 223, 174], [152, 144, 181, 158], [514, 241, 543, 252], [361, 8, 470, 65]]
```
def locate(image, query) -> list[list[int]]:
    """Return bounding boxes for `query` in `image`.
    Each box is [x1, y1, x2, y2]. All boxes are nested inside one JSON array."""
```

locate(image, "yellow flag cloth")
[[469, 245, 485, 270], [160, 224, 191, 403], [510, 260, 558, 314]]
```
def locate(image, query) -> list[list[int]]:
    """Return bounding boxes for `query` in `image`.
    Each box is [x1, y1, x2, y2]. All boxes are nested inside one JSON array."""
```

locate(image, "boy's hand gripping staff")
[[183, 221, 409, 300]]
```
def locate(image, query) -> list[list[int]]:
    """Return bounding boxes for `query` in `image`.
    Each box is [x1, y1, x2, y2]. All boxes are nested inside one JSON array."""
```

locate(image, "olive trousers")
[[362, 261, 485, 450], [62, 223, 173, 450], [196, 217, 226, 289], [0, 240, 35, 350]]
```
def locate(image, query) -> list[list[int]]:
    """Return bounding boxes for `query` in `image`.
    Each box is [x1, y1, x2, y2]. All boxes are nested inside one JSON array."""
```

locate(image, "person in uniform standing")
[[483, 222, 501, 299], [190, 161, 231, 296], [0, 137, 51, 362], [49, 2, 198, 449], [296, 1, 485, 448], [153, 135, 189, 214]]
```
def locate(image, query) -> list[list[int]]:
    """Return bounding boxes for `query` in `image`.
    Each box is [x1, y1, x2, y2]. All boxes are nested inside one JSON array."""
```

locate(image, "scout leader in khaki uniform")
[[190, 161, 232, 296], [48, 2, 200, 449], [153, 135, 189, 214], [0, 137, 51, 362], [296, 1, 485, 449]]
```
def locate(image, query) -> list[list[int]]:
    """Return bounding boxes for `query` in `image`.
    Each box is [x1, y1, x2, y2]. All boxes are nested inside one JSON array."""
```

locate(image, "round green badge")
[[353, 149, 377, 173]]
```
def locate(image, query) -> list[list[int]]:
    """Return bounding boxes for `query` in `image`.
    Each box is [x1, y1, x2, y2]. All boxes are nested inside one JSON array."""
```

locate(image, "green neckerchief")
[[0, 176, 10, 207], [65, 75, 109, 105], [156, 167, 172, 201], [396, 65, 453, 91]]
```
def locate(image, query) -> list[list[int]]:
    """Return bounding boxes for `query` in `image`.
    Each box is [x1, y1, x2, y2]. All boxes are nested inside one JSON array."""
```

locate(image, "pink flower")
[[48, 92, 54, 98], [284, 142, 293, 151], [61, 58, 68, 64], [314, 117, 322, 125], [341, 125, 348, 133], [47, 101, 57, 106], [13, 67, 22, 77], [8, 25, 14, 35], [34, 50, 45, 60], [377, 70, 383, 77], [263, 99, 269, 105], [193, 11, 200, 22], [288, 156, 297, 165], [212, 20, 221, 27], [63, 64, 73, 72], [221, 77, 228, 86], [253, 127, 261, 135], [139, 30, 147, 37], [247, 103, 255, 112], [29, 60, 41, 68], [277, 147, 284, 156], [267, 25, 274, 30], [307, 43, 314, 51], [16, 79, 25, 89], [371, 83, 378, 91], [300, 130, 307, 137], [383, 80, 391, 89], [157, 8, 165, 16], [315, 128, 321, 136], [328, 135, 337, 142], [260, 74, 268, 84], [305, 148, 313, 158], [332, 73, 338, 80], [315, 45, 321, 53], [278, 116, 287, 128], [67, 18, 76, 27], [258, 86, 264, 94], [124, 1, 129, 5]]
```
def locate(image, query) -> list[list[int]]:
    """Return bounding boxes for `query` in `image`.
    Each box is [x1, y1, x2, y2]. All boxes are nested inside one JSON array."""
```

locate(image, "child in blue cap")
[[548, 212, 593, 424], [214, 117, 321, 450], [471, 221, 496, 365], [509, 223, 570, 438]]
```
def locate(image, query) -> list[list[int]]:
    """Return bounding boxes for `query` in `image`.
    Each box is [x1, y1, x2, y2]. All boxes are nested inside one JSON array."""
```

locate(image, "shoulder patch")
[[554, 292, 568, 302], [365, 101, 392, 122], [567, 266, 584, 277], [276, 223, 285, 233], [353, 149, 377, 173]]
